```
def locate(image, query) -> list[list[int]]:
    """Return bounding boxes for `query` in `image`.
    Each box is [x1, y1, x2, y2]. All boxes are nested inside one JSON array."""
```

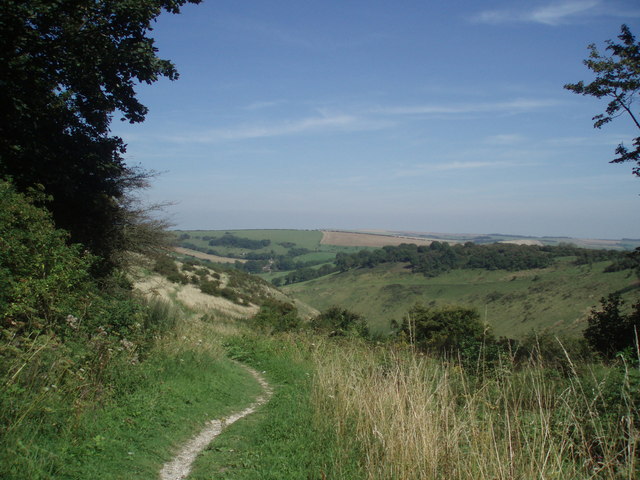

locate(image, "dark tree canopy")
[[311, 306, 370, 338], [393, 304, 486, 354], [583, 294, 640, 359], [0, 0, 200, 272], [565, 24, 640, 178]]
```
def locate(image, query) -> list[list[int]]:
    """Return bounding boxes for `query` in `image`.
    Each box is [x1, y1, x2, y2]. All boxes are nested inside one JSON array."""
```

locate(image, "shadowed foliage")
[[0, 0, 200, 272]]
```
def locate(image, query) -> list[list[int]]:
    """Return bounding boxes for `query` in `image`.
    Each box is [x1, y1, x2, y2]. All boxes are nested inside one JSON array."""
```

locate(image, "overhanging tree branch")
[[565, 24, 640, 178]]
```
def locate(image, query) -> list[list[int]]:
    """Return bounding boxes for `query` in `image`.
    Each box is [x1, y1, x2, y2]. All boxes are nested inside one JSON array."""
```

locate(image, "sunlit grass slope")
[[284, 259, 639, 337]]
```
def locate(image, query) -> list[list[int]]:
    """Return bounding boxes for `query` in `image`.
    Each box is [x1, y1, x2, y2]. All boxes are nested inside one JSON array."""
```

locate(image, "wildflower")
[[66, 314, 79, 329], [120, 338, 135, 352]]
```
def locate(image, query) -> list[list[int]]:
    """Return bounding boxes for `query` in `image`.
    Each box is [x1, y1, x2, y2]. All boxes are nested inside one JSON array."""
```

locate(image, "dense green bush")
[[0, 180, 181, 478], [251, 299, 300, 333], [311, 306, 369, 338], [153, 255, 188, 284], [0, 180, 95, 330], [584, 294, 640, 360], [392, 303, 487, 355], [199, 279, 221, 295]]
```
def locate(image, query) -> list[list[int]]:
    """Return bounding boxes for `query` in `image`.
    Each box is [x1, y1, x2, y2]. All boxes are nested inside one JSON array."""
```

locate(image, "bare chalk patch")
[[159, 365, 272, 480]]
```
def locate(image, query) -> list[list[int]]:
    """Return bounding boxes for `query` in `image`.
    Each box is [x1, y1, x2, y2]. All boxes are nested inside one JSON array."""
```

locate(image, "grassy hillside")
[[171, 229, 638, 338], [284, 259, 639, 338]]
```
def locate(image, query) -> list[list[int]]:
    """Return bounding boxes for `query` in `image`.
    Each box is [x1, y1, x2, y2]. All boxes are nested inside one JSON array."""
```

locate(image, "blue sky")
[[114, 0, 640, 239]]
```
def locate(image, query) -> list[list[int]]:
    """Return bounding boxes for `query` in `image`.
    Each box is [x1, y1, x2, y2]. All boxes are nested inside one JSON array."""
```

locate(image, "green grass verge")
[[1, 349, 262, 480], [188, 334, 363, 479]]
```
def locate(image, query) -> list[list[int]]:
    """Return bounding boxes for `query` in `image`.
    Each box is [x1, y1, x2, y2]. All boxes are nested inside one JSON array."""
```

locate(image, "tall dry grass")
[[311, 341, 638, 479]]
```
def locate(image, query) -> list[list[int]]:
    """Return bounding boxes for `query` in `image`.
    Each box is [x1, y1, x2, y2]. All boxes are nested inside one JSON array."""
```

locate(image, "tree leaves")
[[0, 0, 200, 272], [565, 24, 640, 177]]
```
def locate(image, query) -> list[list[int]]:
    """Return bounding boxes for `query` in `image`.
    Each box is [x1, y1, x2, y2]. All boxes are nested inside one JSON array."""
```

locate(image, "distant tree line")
[[239, 255, 329, 276], [207, 234, 271, 250], [335, 242, 631, 277], [271, 264, 338, 286], [177, 235, 637, 285]]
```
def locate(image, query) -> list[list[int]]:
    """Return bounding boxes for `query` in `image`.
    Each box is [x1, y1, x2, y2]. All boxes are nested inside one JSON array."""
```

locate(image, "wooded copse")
[[334, 241, 634, 277]]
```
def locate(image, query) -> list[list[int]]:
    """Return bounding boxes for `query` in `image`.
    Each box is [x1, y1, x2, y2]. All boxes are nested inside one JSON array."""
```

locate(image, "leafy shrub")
[[311, 306, 369, 338], [0, 180, 185, 478], [199, 280, 221, 296], [152, 255, 187, 284], [219, 288, 238, 302], [584, 294, 640, 359], [604, 249, 640, 274], [181, 262, 195, 272], [510, 331, 592, 373], [0, 180, 95, 330], [251, 299, 300, 333], [392, 303, 487, 355]]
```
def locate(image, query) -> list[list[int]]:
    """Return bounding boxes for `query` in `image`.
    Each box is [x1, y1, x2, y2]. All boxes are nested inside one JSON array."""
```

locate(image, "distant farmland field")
[[321, 230, 441, 248], [173, 247, 244, 264]]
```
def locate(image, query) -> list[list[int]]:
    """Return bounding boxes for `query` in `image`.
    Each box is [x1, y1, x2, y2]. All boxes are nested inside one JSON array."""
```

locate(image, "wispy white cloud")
[[373, 99, 558, 116], [530, 0, 600, 24], [243, 100, 285, 111], [393, 160, 528, 178], [473, 0, 602, 26], [484, 134, 527, 145], [433, 160, 524, 171], [166, 114, 385, 143], [217, 15, 392, 51]]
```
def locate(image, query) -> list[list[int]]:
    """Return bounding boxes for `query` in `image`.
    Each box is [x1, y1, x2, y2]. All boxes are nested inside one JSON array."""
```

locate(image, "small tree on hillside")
[[584, 294, 640, 359]]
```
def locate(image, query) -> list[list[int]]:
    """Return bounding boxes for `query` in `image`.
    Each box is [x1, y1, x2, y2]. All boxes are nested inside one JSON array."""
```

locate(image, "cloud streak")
[[484, 134, 527, 145], [152, 97, 560, 146], [393, 160, 530, 178], [166, 114, 385, 143], [373, 98, 559, 116], [243, 100, 285, 111], [473, 0, 601, 26]]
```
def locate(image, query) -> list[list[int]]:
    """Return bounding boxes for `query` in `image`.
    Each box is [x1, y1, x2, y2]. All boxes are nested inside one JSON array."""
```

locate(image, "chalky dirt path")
[[159, 364, 272, 480]]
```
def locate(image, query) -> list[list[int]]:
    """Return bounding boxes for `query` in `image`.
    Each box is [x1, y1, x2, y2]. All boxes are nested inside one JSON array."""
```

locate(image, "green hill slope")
[[284, 259, 639, 338]]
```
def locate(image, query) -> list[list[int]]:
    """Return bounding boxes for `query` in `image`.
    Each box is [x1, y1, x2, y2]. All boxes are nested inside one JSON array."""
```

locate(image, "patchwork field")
[[172, 229, 371, 265]]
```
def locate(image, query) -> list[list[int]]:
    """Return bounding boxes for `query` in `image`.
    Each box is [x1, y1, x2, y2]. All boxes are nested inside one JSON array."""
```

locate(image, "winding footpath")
[[159, 364, 272, 480]]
